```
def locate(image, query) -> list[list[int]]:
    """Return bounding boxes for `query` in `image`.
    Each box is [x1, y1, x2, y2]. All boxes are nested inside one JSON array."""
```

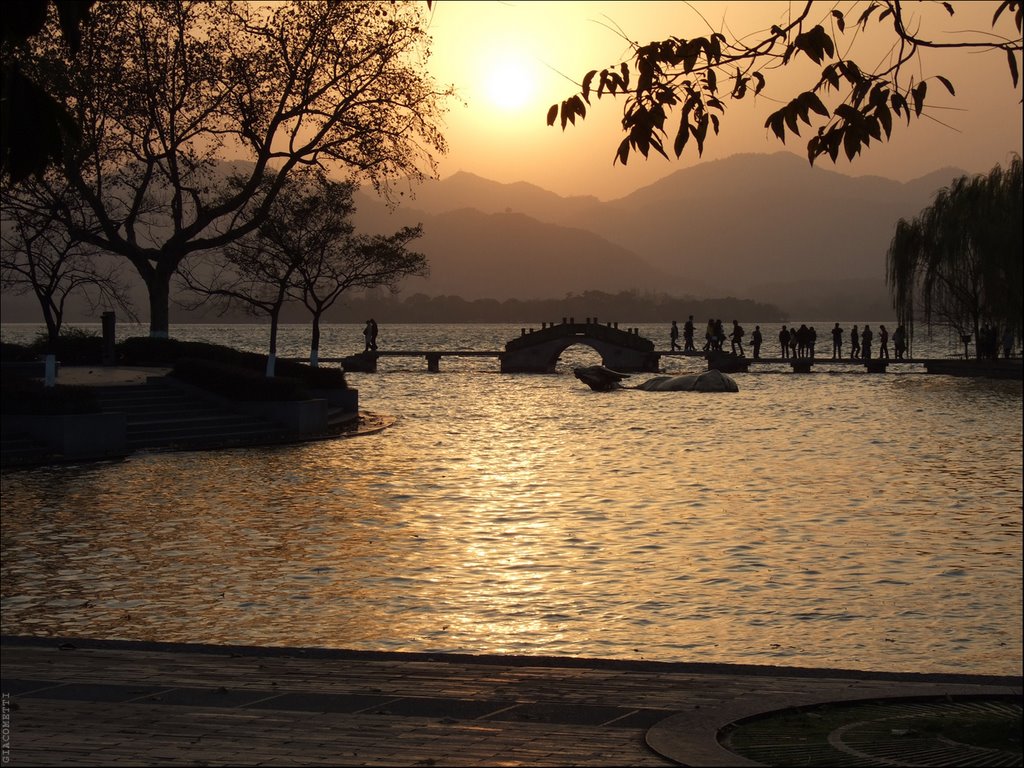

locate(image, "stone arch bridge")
[[499, 321, 660, 373]]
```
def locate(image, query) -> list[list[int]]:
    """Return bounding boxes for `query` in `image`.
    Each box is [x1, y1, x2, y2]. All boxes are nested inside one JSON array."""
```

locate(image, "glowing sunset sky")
[[424, 1, 1023, 200]]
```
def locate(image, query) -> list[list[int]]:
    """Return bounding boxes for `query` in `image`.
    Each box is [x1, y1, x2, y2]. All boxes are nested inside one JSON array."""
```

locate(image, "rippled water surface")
[[2, 323, 1021, 675]]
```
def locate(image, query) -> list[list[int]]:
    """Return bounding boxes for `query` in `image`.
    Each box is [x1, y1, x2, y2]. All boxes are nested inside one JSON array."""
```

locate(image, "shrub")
[[0, 342, 39, 363], [117, 337, 250, 367], [118, 337, 347, 389], [29, 328, 103, 365], [0, 375, 99, 414], [171, 358, 309, 401]]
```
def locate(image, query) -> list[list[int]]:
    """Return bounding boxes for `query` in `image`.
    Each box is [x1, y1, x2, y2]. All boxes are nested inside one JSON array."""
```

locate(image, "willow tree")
[[886, 155, 1022, 357], [4, 0, 448, 337]]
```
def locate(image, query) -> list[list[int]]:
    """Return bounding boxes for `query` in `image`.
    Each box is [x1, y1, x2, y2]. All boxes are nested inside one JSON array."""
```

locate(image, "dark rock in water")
[[573, 365, 738, 392], [573, 365, 631, 391]]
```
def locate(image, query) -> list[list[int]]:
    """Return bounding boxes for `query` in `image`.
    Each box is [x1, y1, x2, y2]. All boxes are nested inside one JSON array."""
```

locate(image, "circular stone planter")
[[717, 695, 1021, 767]]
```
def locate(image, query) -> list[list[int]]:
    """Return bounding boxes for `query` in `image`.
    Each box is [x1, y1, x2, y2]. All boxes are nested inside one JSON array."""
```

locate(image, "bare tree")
[[5, 0, 449, 338], [287, 181, 427, 366], [1, 182, 135, 342], [180, 169, 427, 371], [548, 1, 1022, 167]]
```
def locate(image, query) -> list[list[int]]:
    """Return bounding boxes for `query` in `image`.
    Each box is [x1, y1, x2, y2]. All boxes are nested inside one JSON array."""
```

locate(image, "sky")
[[422, 1, 1024, 200]]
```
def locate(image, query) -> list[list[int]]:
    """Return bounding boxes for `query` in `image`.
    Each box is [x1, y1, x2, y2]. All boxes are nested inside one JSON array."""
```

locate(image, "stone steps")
[[93, 380, 287, 450]]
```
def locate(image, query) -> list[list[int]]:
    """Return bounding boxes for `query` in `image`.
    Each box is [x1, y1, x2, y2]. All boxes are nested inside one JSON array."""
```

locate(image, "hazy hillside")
[[359, 152, 967, 318], [359, 207, 692, 301], [2, 152, 972, 324]]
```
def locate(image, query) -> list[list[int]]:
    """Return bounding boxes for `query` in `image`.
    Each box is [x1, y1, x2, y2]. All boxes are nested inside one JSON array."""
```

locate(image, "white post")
[[310, 348, 319, 367], [265, 353, 276, 378], [44, 354, 56, 387]]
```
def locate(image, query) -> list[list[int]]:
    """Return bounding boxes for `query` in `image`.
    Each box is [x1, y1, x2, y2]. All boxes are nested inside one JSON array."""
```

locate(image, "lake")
[[1, 322, 1021, 676]]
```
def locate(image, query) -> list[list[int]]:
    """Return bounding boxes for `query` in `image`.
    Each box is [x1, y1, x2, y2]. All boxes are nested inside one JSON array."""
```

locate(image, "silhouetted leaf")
[[877, 103, 892, 137], [834, 103, 861, 122], [706, 68, 717, 94], [673, 121, 689, 157], [752, 71, 766, 95], [993, 1, 1009, 25], [912, 81, 927, 116], [802, 91, 829, 117], [615, 137, 630, 165], [546, 104, 558, 126], [581, 70, 597, 103], [942, 2, 954, 15], [865, 116, 881, 141], [784, 106, 800, 135], [765, 111, 787, 142], [935, 75, 956, 96], [831, 10, 845, 32], [693, 115, 708, 154], [857, 3, 879, 29], [823, 65, 841, 90], [1008, 49, 1020, 87], [843, 126, 861, 160]]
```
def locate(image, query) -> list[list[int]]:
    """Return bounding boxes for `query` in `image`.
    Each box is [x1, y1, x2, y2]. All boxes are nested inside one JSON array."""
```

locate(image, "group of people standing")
[[669, 319, 912, 361], [671, 316, 762, 358]]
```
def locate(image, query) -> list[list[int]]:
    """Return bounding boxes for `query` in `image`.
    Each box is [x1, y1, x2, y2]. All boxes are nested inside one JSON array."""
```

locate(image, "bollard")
[[521, 328, 526, 336], [44, 354, 56, 387]]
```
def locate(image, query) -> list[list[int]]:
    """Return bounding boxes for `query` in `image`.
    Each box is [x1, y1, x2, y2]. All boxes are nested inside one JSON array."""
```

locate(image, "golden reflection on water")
[[1, 368, 1021, 675]]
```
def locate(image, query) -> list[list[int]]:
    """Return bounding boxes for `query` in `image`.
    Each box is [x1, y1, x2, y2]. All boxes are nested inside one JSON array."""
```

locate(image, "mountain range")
[[353, 151, 965, 318], [1, 151, 967, 324]]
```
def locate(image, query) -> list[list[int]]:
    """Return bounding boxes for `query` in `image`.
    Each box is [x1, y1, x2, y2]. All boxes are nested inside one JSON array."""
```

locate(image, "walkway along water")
[[328, 320, 1022, 377]]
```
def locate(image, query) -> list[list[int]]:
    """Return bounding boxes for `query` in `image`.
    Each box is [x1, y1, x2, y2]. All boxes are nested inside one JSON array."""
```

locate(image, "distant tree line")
[[324, 290, 787, 324]]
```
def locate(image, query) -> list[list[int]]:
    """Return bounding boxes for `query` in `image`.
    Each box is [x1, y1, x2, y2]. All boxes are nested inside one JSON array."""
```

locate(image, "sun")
[[482, 52, 537, 112]]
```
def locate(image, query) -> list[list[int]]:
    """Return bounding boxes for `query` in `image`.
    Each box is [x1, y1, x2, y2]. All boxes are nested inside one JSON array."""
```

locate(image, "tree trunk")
[[309, 312, 322, 367], [143, 272, 171, 339], [267, 310, 280, 377], [39, 299, 59, 343]]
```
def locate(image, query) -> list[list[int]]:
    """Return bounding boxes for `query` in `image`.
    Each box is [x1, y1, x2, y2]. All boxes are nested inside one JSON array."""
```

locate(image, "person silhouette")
[[861, 324, 873, 360], [879, 324, 890, 359], [730, 320, 745, 356], [752, 325, 763, 359], [683, 315, 696, 352], [893, 324, 907, 359], [850, 325, 860, 360], [670, 320, 681, 351], [831, 323, 843, 360], [363, 319, 379, 351], [779, 325, 791, 359]]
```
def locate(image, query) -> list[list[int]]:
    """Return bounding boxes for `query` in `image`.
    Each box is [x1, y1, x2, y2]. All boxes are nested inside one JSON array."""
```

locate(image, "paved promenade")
[[2, 637, 1019, 766]]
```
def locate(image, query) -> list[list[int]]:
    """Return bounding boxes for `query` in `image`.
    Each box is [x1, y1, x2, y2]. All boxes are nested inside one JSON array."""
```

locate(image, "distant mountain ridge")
[[354, 151, 969, 318], [0, 152, 974, 324]]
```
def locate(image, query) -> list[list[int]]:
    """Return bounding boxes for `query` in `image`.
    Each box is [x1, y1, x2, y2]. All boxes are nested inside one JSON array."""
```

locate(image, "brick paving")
[[1, 637, 1020, 767]]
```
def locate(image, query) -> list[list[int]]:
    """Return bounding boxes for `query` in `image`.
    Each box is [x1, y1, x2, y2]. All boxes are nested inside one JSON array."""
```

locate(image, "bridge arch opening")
[[554, 341, 604, 373]]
